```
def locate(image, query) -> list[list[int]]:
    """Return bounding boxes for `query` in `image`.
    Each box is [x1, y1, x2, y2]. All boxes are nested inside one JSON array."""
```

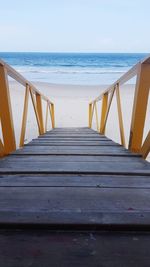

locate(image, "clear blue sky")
[[0, 0, 150, 52]]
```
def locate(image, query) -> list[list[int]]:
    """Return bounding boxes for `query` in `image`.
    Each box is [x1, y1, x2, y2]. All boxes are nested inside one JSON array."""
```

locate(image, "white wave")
[[15, 67, 127, 75]]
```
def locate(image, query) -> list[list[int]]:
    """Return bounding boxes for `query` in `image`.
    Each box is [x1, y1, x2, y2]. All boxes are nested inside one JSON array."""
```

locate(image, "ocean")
[[0, 52, 148, 85]]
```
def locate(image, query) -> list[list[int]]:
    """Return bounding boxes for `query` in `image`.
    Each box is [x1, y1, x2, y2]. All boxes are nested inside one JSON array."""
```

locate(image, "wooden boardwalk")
[[0, 127, 150, 266]]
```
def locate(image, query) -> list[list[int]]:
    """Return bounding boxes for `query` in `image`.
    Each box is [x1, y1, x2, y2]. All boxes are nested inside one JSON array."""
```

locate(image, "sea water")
[[0, 52, 148, 85]]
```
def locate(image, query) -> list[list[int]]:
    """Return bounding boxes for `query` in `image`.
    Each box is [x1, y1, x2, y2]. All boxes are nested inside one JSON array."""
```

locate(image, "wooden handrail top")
[[90, 54, 150, 104], [0, 59, 53, 104]]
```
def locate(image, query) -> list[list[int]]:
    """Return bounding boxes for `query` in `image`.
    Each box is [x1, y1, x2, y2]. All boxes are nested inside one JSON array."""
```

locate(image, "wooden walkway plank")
[[0, 174, 150, 188], [37, 137, 111, 141], [0, 187, 150, 226], [1, 155, 142, 163], [26, 141, 120, 146], [12, 146, 139, 156], [0, 156, 149, 174], [0, 230, 149, 267]]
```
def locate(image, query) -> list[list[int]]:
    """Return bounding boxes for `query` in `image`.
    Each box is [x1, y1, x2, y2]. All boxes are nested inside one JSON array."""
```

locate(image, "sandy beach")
[[9, 81, 104, 147], [6, 81, 150, 161]]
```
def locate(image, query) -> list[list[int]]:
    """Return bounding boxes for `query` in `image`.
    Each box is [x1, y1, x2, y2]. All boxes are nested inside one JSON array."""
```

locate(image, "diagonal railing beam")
[[100, 93, 108, 134], [116, 83, 126, 147], [140, 131, 150, 159], [19, 84, 30, 147], [29, 88, 42, 135], [36, 94, 45, 134], [101, 87, 115, 134]]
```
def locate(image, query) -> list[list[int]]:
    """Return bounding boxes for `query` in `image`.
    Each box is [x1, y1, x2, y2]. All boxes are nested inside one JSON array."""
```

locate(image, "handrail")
[[89, 55, 150, 159], [0, 59, 52, 103], [0, 59, 55, 157]]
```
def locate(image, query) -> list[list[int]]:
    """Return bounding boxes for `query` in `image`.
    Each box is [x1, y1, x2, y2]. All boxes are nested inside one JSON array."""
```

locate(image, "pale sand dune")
[[6, 81, 150, 160]]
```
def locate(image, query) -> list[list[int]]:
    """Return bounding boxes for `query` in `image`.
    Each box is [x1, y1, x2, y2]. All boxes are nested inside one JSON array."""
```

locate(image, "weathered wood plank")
[[42, 134, 103, 138], [0, 230, 150, 267], [26, 141, 120, 147], [2, 155, 142, 163], [39, 133, 106, 136], [31, 138, 115, 142], [32, 138, 113, 142], [0, 174, 150, 188], [0, 155, 144, 173], [49, 130, 97, 134], [51, 127, 91, 130], [0, 160, 150, 174], [38, 136, 107, 140], [12, 151, 138, 156], [12, 146, 139, 156], [0, 187, 150, 226]]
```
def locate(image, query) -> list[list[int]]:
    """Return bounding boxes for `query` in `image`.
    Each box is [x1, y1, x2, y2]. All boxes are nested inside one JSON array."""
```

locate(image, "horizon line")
[[0, 51, 149, 54]]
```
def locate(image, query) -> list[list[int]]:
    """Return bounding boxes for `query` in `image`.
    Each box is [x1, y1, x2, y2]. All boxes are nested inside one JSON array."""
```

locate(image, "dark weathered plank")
[[42, 134, 103, 138], [0, 174, 150, 188], [49, 130, 97, 134], [26, 141, 120, 146], [51, 128, 93, 130], [0, 155, 145, 174], [37, 137, 110, 141], [0, 159, 150, 174], [0, 187, 150, 226], [13, 145, 135, 155], [2, 155, 142, 163], [38, 135, 107, 138], [32, 138, 112, 145], [0, 230, 150, 267]]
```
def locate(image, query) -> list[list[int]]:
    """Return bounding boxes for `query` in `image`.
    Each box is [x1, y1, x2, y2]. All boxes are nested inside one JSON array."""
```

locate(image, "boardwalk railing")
[[0, 59, 55, 157], [89, 56, 150, 159]]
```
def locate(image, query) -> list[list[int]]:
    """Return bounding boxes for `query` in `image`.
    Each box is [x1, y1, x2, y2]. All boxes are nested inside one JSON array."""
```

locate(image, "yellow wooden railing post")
[[89, 103, 92, 128], [100, 93, 108, 134], [45, 102, 49, 132], [94, 102, 99, 131], [19, 84, 29, 147], [91, 103, 95, 128], [36, 93, 45, 134], [0, 64, 16, 154], [129, 63, 150, 153], [51, 103, 55, 128]]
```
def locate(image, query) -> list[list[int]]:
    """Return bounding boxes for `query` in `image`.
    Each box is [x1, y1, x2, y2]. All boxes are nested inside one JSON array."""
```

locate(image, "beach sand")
[[5, 81, 150, 160], [8, 81, 105, 146]]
